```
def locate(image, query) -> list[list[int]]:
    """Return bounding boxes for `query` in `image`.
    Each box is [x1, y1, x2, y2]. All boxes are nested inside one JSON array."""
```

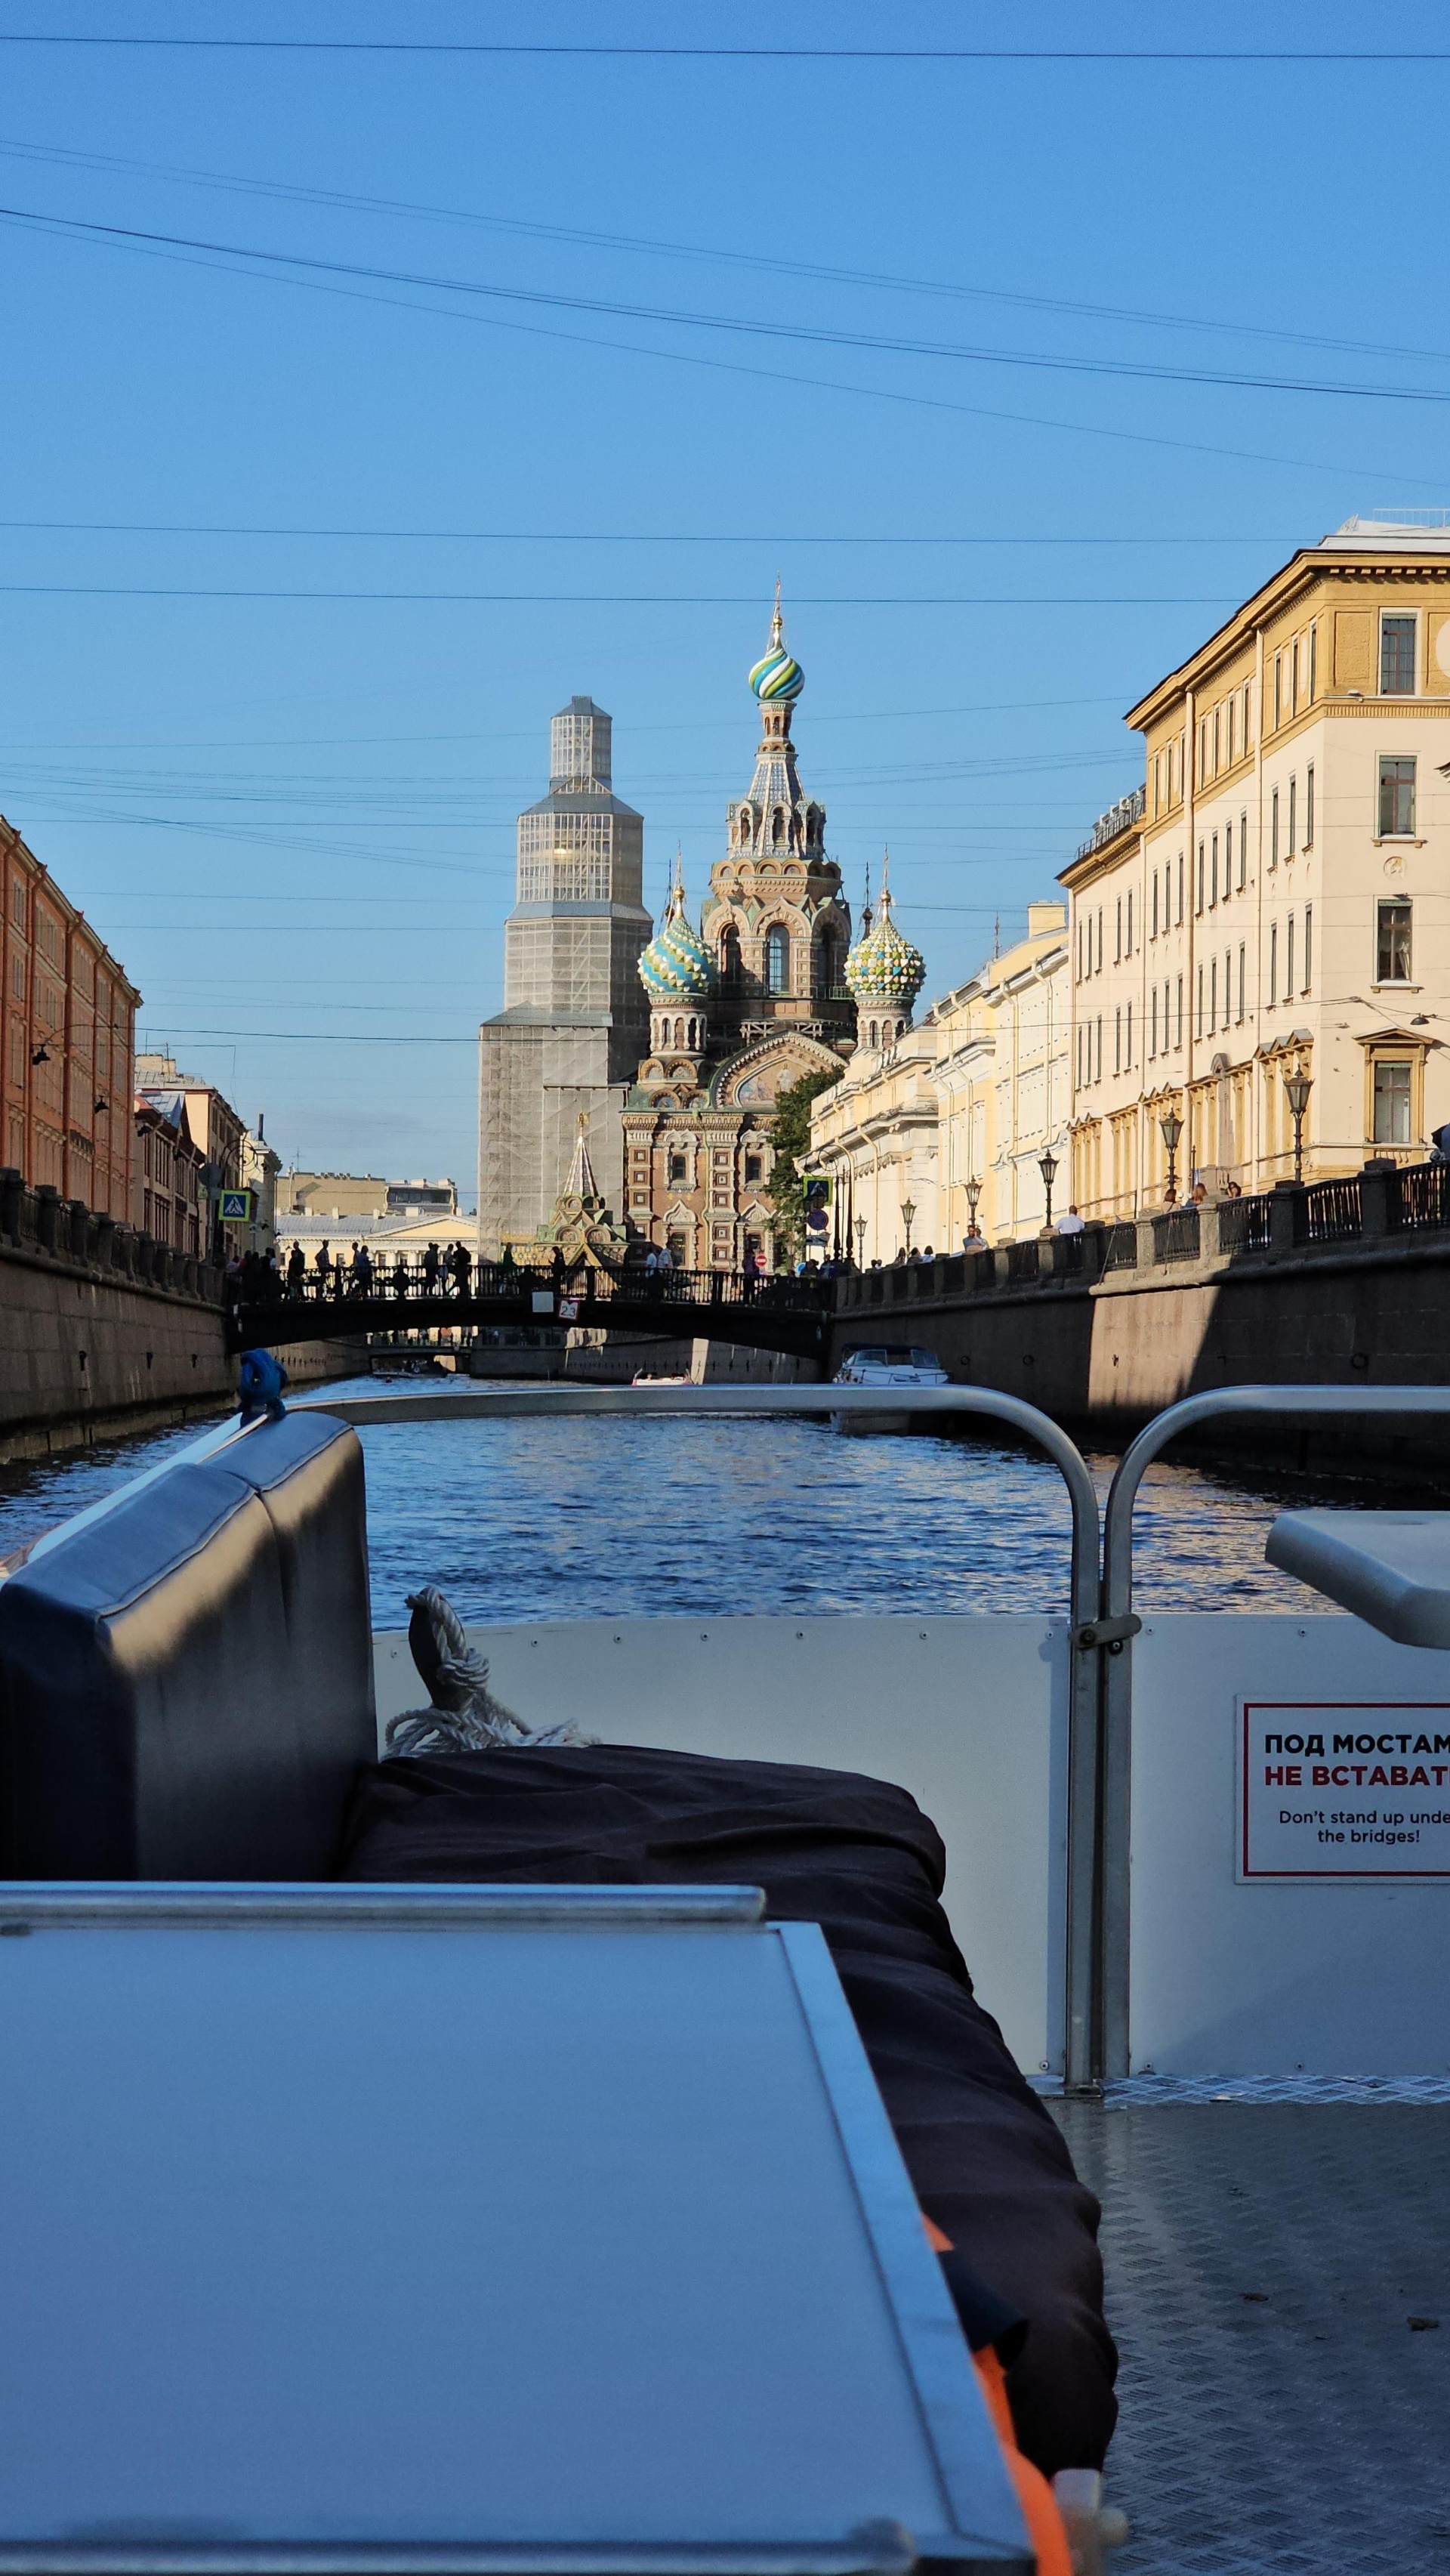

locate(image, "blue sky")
[[2, 2, 1448, 1196]]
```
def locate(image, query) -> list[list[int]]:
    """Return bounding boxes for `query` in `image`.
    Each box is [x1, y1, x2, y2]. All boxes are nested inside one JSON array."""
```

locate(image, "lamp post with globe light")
[[1284, 1070, 1313, 1182], [964, 1175, 982, 1240], [1159, 1108, 1183, 1203], [1038, 1147, 1059, 1232], [854, 1212, 867, 1268], [900, 1197, 916, 1256]]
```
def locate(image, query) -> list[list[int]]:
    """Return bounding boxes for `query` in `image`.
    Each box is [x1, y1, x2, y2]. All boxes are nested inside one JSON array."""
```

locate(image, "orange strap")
[[921, 2214, 1071, 2576]]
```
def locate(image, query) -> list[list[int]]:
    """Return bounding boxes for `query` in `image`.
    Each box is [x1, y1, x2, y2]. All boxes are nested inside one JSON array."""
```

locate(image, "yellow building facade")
[[1064, 516, 1450, 1213], [807, 903, 1070, 1255]]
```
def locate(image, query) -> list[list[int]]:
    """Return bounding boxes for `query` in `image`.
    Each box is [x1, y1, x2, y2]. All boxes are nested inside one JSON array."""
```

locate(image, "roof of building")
[[639, 860, 712, 1001], [844, 866, 925, 1005]]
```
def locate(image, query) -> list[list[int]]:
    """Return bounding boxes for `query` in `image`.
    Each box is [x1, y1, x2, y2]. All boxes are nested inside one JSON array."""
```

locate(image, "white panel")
[[375, 1614, 1069, 2082], [1130, 1614, 1450, 2077]]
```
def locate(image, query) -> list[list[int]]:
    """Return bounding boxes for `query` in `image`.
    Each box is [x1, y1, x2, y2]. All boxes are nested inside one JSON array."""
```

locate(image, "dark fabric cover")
[[341, 1741, 1117, 2475]]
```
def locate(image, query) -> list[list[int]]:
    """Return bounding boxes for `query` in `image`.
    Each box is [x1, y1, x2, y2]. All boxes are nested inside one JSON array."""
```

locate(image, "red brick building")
[[1, 812, 140, 1219]]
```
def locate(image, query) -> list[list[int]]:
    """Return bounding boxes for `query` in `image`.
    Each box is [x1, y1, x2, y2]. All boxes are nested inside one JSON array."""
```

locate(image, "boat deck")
[[1054, 2099, 1450, 2574]]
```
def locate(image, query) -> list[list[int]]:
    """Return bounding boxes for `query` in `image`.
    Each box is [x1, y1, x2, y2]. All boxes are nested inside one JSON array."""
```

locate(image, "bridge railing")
[[261, 1258, 834, 1317]]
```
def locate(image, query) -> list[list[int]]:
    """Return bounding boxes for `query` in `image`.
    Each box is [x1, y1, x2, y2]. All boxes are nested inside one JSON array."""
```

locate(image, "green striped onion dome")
[[748, 641, 805, 702], [844, 891, 925, 1005], [639, 882, 712, 1000]]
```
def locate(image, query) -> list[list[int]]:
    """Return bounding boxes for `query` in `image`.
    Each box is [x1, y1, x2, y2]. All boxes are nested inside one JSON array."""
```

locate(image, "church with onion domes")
[[621, 595, 922, 1268]]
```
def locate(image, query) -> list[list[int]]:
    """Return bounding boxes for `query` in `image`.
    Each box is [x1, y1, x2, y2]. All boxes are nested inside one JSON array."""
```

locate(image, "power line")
[[3, 131, 1438, 376], [0, 38, 1446, 61], [0, 518, 1300, 545], [0, 584, 1242, 604], [3, 201, 1447, 406]]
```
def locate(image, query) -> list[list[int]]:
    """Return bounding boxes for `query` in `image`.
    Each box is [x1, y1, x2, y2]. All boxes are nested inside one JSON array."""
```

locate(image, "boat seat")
[[0, 1411, 377, 1879]]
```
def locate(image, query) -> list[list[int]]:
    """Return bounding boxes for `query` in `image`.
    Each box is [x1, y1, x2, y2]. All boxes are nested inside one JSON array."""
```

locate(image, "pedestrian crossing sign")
[[218, 1190, 255, 1221]]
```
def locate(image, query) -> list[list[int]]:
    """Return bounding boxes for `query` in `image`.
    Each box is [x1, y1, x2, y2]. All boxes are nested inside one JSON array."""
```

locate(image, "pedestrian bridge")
[[229, 1260, 835, 1364]]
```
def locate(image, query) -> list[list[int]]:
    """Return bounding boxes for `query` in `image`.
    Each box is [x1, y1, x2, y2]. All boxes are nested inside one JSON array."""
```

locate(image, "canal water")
[[0, 1373, 1378, 1625]]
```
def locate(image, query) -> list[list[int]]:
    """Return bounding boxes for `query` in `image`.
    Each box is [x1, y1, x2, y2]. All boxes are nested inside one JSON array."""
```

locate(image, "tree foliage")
[[764, 1065, 842, 1259]]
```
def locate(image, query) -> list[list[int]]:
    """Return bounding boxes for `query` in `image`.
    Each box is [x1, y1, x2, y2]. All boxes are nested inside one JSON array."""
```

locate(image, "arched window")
[[766, 924, 791, 995], [771, 808, 786, 848], [814, 928, 843, 998], [674, 1016, 685, 1050], [719, 926, 742, 989]]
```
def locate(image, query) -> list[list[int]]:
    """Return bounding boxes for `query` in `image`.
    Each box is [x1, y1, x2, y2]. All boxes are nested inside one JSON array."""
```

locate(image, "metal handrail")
[[1097, 1383, 1450, 2077], [297, 1379, 1106, 2090]]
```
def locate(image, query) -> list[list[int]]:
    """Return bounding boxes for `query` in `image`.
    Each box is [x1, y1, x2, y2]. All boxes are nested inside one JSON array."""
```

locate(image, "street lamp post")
[[1159, 1108, 1183, 1203], [1038, 1146, 1059, 1232], [1283, 1070, 1313, 1183], [853, 1212, 867, 1267], [964, 1175, 982, 1240], [900, 1197, 916, 1256]]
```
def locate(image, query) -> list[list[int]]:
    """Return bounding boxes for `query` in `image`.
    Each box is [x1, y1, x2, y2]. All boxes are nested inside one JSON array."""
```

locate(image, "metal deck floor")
[[1052, 2102, 1450, 2575]]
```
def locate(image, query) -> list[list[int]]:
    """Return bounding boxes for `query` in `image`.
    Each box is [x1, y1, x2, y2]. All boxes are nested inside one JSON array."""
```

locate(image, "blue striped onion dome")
[[748, 641, 805, 702], [844, 890, 925, 1005], [638, 880, 712, 1000]]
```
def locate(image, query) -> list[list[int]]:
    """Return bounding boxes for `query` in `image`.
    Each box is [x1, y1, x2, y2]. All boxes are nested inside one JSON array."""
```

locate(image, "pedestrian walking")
[[452, 1240, 473, 1296]]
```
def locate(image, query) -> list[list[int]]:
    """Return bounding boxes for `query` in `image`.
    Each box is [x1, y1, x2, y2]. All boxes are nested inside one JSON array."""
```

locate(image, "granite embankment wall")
[[0, 1174, 361, 1466], [828, 1166, 1450, 1476]]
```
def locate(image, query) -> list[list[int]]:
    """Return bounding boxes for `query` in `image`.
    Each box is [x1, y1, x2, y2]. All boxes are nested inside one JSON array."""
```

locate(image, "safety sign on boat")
[[1239, 1702, 1450, 1878]]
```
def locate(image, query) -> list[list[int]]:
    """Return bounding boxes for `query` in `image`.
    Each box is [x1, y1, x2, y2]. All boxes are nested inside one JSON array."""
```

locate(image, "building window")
[[1373, 1060, 1413, 1145], [1239, 810, 1248, 890], [719, 926, 742, 988], [744, 1153, 762, 1182], [1270, 786, 1279, 866], [1196, 842, 1205, 914], [667, 1231, 688, 1264], [1223, 820, 1231, 894], [1237, 944, 1246, 1022], [1115, 899, 1122, 965], [1126, 1000, 1133, 1066], [1273, 654, 1282, 727], [1303, 905, 1312, 993], [1377, 897, 1412, 984], [1305, 764, 1314, 848], [1177, 852, 1184, 923], [1150, 987, 1158, 1058], [765, 924, 791, 993], [1175, 974, 1183, 1048], [1196, 965, 1204, 1039], [1291, 636, 1300, 709], [1378, 755, 1416, 837], [1381, 613, 1417, 697], [668, 1151, 688, 1183], [1309, 622, 1317, 700], [1114, 1006, 1121, 1075], [1287, 916, 1296, 997], [1096, 1015, 1103, 1081], [1151, 873, 1158, 940], [1270, 922, 1278, 1005], [1127, 888, 1134, 953], [1288, 777, 1296, 855], [1209, 959, 1217, 1031], [1097, 907, 1103, 971]]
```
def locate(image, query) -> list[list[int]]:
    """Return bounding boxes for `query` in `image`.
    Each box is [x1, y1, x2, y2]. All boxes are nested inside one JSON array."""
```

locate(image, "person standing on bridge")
[[392, 1249, 409, 1296], [354, 1242, 373, 1296], [451, 1240, 472, 1296], [422, 1241, 440, 1295], [285, 1242, 305, 1297], [314, 1240, 332, 1293]]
